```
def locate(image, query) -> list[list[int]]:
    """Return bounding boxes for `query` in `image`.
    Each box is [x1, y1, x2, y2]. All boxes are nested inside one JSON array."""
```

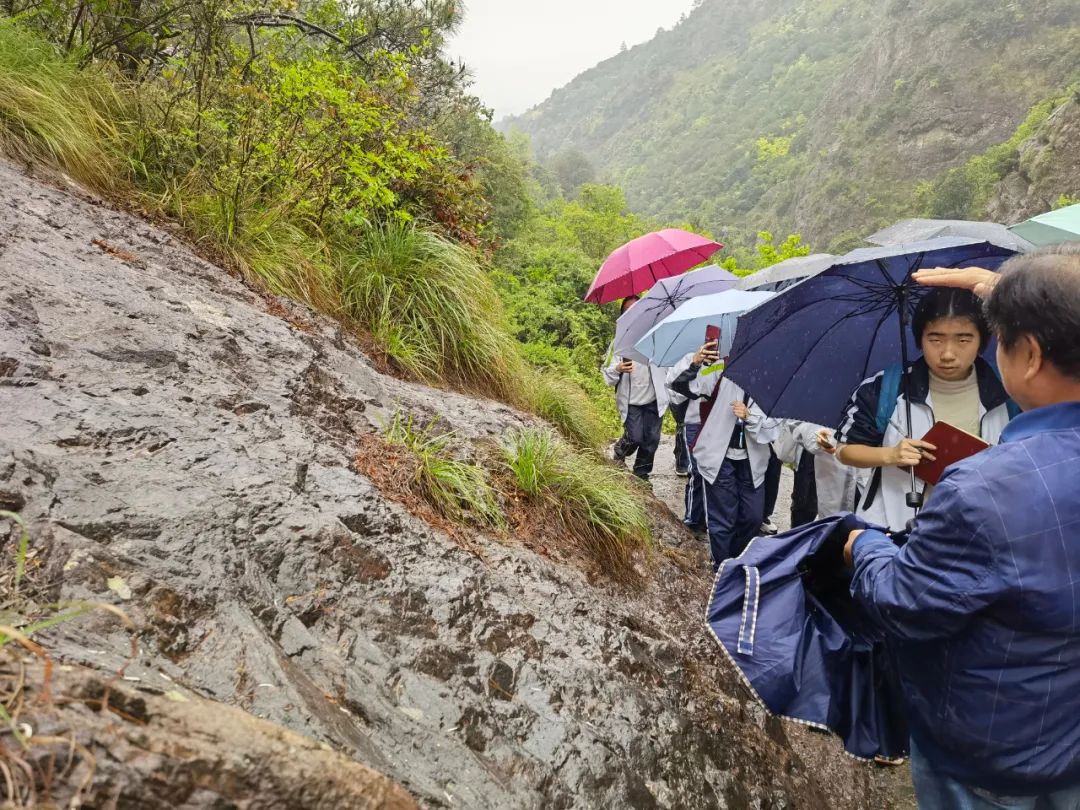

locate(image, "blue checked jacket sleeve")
[[850, 476, 1007, 642]]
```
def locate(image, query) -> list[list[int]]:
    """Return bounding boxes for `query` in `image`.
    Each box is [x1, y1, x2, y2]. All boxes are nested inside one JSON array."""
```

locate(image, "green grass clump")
[[337, 222, 517, 392], [0, 20, 121, 190], [163, 188, 336, 310], [385, 412, 504, 529], [503, 428, 652, 573], [527, 375, 609, 449], [0, 511, 29, 592]]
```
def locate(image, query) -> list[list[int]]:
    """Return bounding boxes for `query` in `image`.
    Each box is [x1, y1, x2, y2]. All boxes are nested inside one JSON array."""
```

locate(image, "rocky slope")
[[988, 91, 1080, 223], [0, 158, 903, 808], [506, 0, 1080, 250]]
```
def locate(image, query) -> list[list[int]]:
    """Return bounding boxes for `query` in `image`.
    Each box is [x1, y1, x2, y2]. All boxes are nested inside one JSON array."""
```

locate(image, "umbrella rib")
[[858, 303, 902, 384]]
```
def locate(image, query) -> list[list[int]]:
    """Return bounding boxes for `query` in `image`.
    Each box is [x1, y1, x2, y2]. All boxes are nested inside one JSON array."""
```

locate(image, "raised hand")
[[912, 267, 998, 299], [694, 339, 720, 366]]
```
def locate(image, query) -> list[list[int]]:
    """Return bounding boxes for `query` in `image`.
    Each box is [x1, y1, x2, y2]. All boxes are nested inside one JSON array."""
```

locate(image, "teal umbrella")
[[1008, 203, 1080, 247]]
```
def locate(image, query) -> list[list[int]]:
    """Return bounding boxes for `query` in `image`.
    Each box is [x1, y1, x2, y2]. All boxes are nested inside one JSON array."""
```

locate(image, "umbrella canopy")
[[633, 289, 774, 368], [723, 238, 1016, 431], [584, 229, 723, 305], [735, 254, 838, 293], [613, 265, 738, 363], [707, 514, 909, 761], [1008, 203, 1080, 247], [867, 218, 1033, 253]]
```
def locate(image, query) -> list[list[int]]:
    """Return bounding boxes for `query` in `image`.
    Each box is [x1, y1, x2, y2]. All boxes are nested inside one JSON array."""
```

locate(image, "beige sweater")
[[929, 369, 982, 437]]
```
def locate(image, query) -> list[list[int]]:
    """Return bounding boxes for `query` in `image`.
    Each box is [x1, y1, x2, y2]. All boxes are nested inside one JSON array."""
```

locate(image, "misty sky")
[[449, 0, 695, 119]]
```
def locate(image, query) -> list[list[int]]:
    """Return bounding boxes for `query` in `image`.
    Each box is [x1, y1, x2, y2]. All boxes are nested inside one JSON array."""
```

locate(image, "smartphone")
[[816, 429, 836, 451], [704, 324, 721, 345]]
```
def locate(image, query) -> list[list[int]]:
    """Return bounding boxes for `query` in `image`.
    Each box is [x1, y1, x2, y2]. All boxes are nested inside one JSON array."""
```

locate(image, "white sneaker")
[[759, 520, 778, 536]]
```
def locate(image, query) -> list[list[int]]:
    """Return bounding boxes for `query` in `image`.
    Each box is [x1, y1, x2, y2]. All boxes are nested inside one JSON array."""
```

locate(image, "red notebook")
[[914, 421, 990, 485]]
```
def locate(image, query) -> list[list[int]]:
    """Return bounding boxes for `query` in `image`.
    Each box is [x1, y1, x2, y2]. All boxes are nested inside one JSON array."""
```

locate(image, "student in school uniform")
[[667, 351, 707, 533], [775, 421, 858, 524], [601, 297, 670, 481], [671, 339, 780, 568], [835, 288, 1013, 532]]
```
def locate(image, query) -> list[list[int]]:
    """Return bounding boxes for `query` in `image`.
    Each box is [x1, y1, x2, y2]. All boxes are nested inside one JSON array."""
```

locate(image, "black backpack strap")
[[861, 467, 882, 511]]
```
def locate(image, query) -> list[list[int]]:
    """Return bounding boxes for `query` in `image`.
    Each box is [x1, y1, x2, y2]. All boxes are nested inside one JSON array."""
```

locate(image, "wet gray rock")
[[0, 160, 899, 808]]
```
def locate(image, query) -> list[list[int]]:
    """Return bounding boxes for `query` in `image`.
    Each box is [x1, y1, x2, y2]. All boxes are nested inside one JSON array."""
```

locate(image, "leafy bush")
[[503, 428, 652, 574], [0, 20, 121, 189], [384, 412, 504, 529]]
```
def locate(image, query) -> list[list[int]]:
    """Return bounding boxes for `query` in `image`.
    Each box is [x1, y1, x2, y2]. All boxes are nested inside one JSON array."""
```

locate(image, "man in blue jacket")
[[844, 245, 1080, 809]]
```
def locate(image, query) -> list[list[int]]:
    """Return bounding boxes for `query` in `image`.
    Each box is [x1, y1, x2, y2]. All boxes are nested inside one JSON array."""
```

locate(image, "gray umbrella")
[[735, 254, 838, 293], [867, 218, 1034, 253]]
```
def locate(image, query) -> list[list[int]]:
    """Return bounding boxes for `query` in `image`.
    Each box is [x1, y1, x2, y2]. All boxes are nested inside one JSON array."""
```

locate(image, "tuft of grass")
[[163, 188, 337, 310], [0, 20, 122, 190], [503, 428, 652, 574], [527, 375, 609, 449], [384, 411, 505, 529], [0, 511, 30, 592], [0, 511, 133, 750], [336, 222, 517, 392]]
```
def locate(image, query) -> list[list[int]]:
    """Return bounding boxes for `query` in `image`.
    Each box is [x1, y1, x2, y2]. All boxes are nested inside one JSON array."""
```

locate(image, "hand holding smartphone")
[[695, 324, 721, 366], [816, 428, 836, 453]]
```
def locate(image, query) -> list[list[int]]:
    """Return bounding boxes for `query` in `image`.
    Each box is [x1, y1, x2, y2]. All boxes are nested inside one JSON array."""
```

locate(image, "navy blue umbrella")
[[724, 238, 1016, 508], [707, 514, 909, 761]]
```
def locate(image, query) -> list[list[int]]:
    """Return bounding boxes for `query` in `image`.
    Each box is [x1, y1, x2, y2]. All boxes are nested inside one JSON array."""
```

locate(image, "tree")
[[548, 149, 596, 199]]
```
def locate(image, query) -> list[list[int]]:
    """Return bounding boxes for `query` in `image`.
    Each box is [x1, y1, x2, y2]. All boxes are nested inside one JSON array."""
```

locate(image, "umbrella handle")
[[906, 470, 924, 510], [737, 566, 761, 657]]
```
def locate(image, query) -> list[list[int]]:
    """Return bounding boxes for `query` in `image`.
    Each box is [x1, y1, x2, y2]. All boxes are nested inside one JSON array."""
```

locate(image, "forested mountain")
[[506, 0, 1080, 251]]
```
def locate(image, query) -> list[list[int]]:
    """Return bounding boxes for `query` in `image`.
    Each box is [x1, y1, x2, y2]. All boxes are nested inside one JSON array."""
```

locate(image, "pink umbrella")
[[585, 229, 723, 305]]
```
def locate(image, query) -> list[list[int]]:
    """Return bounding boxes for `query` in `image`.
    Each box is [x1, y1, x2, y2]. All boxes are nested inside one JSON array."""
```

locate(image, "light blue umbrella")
[[1008, 203, 1080, 247], [634, 289, 774, 368], [613, 264, 737, 363]]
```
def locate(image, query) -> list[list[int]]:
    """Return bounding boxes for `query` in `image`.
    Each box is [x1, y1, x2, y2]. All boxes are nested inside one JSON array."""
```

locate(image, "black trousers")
[[790, 455, 818, 529], [615, 403, 662, 480], [670, 400, 690, 472], [704, 458, 765, 567], [762, 449, 782, 521]]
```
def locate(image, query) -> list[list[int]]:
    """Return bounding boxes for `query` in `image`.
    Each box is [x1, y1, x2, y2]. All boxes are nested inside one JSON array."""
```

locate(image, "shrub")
[[384, 412, 504, 529], [503, 428, 652, 575], [0, 20, 121, 190]]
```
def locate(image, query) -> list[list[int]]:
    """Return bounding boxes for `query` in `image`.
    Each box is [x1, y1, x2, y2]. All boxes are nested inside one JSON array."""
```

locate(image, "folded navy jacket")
[[706, 513, 909, 761]]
